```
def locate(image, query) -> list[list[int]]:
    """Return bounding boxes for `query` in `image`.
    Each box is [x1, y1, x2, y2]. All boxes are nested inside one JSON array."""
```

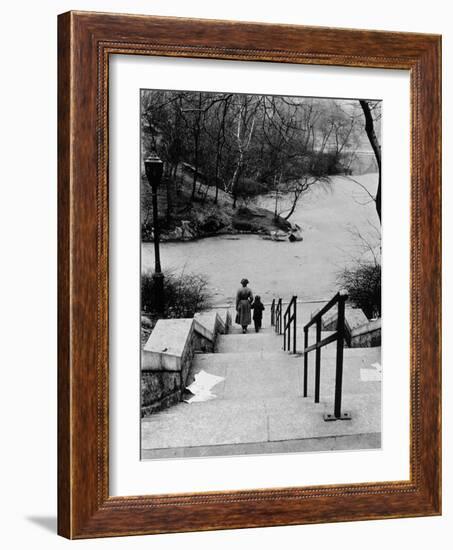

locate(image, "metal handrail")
[[274, 298, 282, 334], [270, 299, 276, 327], [305, 290, 347, 329], [303, 290, 351, 421], [283, 296, 297, 354]]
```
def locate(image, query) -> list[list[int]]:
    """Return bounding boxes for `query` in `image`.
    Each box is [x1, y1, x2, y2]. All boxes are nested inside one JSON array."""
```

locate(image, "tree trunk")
[[191, 94, 203, 200], [274, 176, 279, 219], [214, 177, 219, 204], [191, 140, 199, 200], [191, 168, 198, 200], [283, 190, 301, 220], [230, 160, 242, 209], [166, 178, 173, 222], [214, 154, 220, 204], [215, 97, 229, 205], [359, 100, 381, 222]]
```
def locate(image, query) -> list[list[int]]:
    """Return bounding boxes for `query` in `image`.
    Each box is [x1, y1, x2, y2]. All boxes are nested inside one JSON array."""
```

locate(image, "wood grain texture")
[[57, 10, 442, 539]]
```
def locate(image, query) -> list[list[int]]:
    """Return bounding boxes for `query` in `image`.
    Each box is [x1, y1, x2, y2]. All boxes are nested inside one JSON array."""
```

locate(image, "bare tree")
[[229, 95, 261, 208], [141, 90, 370, 229], [202, 94, 233, 204], [268, 98, 355, 221], [359, 100, 381, 222], [180, 92, 204, 200]]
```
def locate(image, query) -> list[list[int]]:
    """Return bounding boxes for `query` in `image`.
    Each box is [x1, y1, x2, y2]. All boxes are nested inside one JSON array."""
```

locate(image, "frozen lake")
[[142, 174, 379, 306]]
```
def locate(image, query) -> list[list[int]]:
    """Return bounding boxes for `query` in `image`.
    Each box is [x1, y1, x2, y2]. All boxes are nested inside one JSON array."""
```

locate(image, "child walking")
[[251, 296, 265, 333]]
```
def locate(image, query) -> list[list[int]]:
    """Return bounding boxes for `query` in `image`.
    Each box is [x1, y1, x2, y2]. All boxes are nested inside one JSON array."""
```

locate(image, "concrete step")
[[227, 325, 274, 335], [298, 343, 381, 360], [192, 348, 381, 401], [217, 332, 282, 353], [217, 330, 336, 354], [302, 348, 381, 398], [141, 321, 381, 456], [142, 433, 381, 459], [141, 391, 381, 451], [191, 351, 303, 400]]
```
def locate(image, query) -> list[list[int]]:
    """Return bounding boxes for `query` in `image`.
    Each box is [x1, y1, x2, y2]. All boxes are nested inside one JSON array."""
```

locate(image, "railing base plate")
[[323, 411, 352, 422]]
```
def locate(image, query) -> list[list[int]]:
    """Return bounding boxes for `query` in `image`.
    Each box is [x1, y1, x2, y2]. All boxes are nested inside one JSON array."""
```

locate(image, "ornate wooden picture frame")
[[58, 11, 441, 539]]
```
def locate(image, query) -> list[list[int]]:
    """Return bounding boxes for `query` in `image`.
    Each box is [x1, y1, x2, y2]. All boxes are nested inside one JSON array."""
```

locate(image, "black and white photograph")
[[2, 0, 446, 545], [140, 89, 382, 460]]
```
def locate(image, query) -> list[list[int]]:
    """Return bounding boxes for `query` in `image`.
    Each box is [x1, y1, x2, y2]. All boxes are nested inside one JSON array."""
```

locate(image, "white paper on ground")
[[184, 370, 225, 403], [360, 362, 382, 382], [184, 392, 217, 404]]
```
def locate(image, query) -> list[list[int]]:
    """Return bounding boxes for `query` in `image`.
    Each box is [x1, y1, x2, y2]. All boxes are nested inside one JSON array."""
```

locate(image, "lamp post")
[[144, 152, 165, 317]]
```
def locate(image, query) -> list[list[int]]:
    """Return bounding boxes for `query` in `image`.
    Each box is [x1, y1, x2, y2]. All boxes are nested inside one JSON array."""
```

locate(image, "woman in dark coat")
[[236, 278, 253, 333]]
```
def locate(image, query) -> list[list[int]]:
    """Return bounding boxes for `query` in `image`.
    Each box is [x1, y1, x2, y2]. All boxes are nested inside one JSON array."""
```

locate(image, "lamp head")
[[144, 152, 164, 184]]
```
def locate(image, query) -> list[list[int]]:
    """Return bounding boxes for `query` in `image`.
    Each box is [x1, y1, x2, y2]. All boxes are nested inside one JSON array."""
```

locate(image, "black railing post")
[[303, 327, 308, 397], [282, 296, 297, 354], [287, 309, 290, 350], [283, 310, 287, 351], [314, 318, 322, 403], [288, 306, 291, 351], [334, 294, 346, 418], [271, 299, 275, 326], [302, 290, 351, 421], [275, 300, 278, 334]]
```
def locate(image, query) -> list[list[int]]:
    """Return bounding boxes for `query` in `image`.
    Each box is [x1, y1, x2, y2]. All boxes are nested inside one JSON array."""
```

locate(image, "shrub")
[[338, 263, 381, 319], [141, 269, 211, 319]]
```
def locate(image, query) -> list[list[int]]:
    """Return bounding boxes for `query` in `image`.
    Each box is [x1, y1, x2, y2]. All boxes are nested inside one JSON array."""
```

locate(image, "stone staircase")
[[141, 310, 381, 459]]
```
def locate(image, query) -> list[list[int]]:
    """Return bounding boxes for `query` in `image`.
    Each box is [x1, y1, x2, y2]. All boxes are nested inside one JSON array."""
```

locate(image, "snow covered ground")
[[142, 174, 380, 306]]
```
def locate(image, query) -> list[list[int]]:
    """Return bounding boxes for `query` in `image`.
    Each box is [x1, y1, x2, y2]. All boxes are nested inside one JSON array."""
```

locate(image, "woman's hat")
[[240, 278, 249, 285]]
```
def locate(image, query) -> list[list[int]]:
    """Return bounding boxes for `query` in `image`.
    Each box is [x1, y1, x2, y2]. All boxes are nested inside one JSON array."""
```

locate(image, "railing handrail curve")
[[303, 289, 350, 422], [304, 289, 348, 330], [283, 295, 297, 354], [274, 298, 283, 334]]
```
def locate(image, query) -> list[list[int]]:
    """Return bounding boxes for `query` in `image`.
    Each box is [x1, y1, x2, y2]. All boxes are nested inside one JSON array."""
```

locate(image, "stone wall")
[[141, 335, 201, 416], [141, 371, 183, 416], [350, 318, 381, 348], [322, 306, 381, 348], [141, 315, 223, 417]]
